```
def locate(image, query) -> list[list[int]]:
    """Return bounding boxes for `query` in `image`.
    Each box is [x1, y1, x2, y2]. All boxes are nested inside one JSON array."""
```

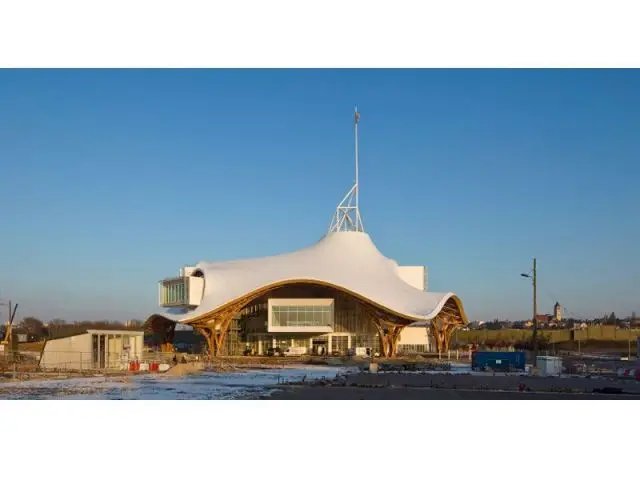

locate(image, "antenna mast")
[[329, 107, 364, 233], [355, 106, 359, 213]]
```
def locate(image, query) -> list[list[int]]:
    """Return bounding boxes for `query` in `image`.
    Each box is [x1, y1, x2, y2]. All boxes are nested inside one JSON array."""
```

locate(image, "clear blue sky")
[[1, 69, 638, 323]]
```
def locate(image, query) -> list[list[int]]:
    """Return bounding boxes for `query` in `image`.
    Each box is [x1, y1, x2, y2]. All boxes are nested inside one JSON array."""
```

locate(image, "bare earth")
[[265, 386, 635, 400], [261, 371, 640, 400]]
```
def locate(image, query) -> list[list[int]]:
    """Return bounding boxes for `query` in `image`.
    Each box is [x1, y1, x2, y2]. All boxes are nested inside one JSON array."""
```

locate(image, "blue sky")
[[0, 69, 638, 323]]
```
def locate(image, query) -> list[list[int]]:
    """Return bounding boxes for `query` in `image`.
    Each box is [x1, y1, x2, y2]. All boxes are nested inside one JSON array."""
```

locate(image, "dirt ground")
[[337, 371, 640, 393], [265, 386, 636, 400], [261, 371, 640, 400]]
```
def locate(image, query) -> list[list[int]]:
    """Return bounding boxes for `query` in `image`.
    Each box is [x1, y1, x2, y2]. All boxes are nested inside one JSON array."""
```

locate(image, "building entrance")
[[312, 338, 328, 356], [331, 335, 349, 355]]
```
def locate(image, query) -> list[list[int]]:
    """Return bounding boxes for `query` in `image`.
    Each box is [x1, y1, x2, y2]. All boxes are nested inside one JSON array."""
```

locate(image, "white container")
[[537, 356, 563, 376]]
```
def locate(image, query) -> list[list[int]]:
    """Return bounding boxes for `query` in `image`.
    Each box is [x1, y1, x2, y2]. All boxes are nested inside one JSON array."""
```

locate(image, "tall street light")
[[521, 258, 538, 367]]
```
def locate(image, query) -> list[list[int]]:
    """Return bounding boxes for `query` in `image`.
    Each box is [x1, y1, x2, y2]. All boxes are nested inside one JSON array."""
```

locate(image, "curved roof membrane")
[[151, 231, 467, 325]]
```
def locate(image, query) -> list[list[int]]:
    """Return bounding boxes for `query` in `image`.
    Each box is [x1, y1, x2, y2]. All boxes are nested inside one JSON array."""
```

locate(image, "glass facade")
[[222, 289, 388, 356], [272, 305, 333, 328], [162, 280, 187, 306], [331, 336, 348, 354], [398, 344, 429, 354], [292, 337, 312, 348]]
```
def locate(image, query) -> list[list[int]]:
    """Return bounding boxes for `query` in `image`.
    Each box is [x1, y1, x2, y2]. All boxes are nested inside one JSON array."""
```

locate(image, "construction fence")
[[36, 350, 140, 371]]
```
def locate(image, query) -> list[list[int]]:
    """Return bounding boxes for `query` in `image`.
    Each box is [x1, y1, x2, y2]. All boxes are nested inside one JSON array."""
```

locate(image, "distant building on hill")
[[536, 314, 553, 324], [554, 302, 562, 322]]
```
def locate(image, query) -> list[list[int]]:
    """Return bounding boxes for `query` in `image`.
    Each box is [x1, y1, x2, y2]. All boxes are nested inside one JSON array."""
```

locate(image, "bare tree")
[[21, 317, 46, 338]]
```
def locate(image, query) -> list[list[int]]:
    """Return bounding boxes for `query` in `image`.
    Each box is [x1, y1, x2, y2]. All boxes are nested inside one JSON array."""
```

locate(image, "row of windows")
[[292, 337, 311, 348], [162, 282, 186, 305], [272, 305, 333, 328], [331, 336, 348, 352], [398, 344, 429, 353], [272, 305, 332, 314]]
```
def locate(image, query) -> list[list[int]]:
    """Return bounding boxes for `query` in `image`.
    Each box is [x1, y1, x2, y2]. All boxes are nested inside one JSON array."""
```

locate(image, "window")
[[162, 279, 188, 306], [398, 344, 427, 354], [272, 305, 333, 328], [331, 336, 348, 353], [292, 337, 311, 348]]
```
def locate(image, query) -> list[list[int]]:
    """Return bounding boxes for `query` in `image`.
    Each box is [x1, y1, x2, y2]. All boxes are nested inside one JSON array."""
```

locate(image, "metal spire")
[[329, 107, 364, 233]]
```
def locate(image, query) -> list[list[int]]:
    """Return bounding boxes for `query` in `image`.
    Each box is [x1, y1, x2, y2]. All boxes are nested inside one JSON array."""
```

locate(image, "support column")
[[366, 309, 405, 358], [195, 327, 215, 358], [194, 306, 244, 358], [429, 315, 461, 354], [389, 325, 404, 357], [195, 326, 227, 358]]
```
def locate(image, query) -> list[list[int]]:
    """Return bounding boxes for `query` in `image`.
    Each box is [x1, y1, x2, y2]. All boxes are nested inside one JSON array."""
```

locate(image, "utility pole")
[[1, 299, 18, 347], [532, 258, 538, 365], [521, 258, 538, 367]]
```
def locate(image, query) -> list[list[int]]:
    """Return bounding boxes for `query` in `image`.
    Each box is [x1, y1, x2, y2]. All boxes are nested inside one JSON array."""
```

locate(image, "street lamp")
[[521, 258, 538, 367]]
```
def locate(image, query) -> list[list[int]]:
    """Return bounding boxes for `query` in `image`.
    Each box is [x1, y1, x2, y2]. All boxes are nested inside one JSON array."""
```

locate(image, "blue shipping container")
[[471, 351, 526, 371]]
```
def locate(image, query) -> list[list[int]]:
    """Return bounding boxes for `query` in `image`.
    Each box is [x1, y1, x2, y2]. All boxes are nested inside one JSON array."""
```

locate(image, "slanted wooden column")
[[429, 320, 444, 354], [193, 304, 246, 358], [443, 323, 460, 352], [429, 315, 461, 354], [195, 324, 230, 358], [362, 305, 405, 358], [385, 324, 404, 358], [195, 327, 215, 358]]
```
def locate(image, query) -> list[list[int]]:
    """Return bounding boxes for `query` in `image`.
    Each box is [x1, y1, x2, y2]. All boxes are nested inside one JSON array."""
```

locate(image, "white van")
[[283, 346, 308, 356]]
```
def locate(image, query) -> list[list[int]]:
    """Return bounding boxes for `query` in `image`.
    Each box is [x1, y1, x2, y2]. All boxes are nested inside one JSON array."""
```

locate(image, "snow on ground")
[[0, 365, 355, 400]]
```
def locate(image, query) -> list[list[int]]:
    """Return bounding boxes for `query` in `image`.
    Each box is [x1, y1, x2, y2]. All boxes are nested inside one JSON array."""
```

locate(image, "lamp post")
[[521, 258, 538, 367]]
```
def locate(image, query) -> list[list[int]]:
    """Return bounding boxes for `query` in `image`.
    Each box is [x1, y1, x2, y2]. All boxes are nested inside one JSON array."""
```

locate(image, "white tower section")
[[329, 107, 364, 233]]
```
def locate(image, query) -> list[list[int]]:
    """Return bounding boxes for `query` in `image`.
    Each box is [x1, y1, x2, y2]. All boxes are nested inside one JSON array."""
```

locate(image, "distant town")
[[467, 310, 639, 331]]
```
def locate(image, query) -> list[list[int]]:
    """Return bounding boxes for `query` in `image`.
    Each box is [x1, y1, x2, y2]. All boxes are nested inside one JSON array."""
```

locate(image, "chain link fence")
[[37, 350, 139, 372]]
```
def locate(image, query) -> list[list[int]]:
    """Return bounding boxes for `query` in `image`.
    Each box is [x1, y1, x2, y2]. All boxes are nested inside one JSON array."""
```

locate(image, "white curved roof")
[[154, 231, 465, 324]]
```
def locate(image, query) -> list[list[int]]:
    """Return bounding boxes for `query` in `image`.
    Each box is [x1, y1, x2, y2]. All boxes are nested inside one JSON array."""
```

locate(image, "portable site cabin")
[[39, 329, 144, 370], [536, 356, 563, 376]]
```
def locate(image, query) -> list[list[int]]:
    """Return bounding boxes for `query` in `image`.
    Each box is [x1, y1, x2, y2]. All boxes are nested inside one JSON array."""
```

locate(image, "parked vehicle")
[[283, 346, 307, 356], [267, 347, 283, 357]]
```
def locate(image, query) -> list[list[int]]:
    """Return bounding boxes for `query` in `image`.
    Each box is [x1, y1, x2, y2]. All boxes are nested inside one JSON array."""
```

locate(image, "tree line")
[[9, 317, 145, 341]]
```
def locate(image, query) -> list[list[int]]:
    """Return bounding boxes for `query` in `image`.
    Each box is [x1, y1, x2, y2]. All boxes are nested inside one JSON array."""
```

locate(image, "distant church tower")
[[554, 302, 562, 322]]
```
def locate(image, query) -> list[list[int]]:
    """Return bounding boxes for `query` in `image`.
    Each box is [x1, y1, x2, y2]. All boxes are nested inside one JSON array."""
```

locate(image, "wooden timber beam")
[[194, 327, 214, 358], [191, 302, 249, 358], [360, 303, 406, 358], [164, 279, 466, 330], [429, 306, 465, 354], [148, 284, 467, 358], [388, 324, 404, 358]]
